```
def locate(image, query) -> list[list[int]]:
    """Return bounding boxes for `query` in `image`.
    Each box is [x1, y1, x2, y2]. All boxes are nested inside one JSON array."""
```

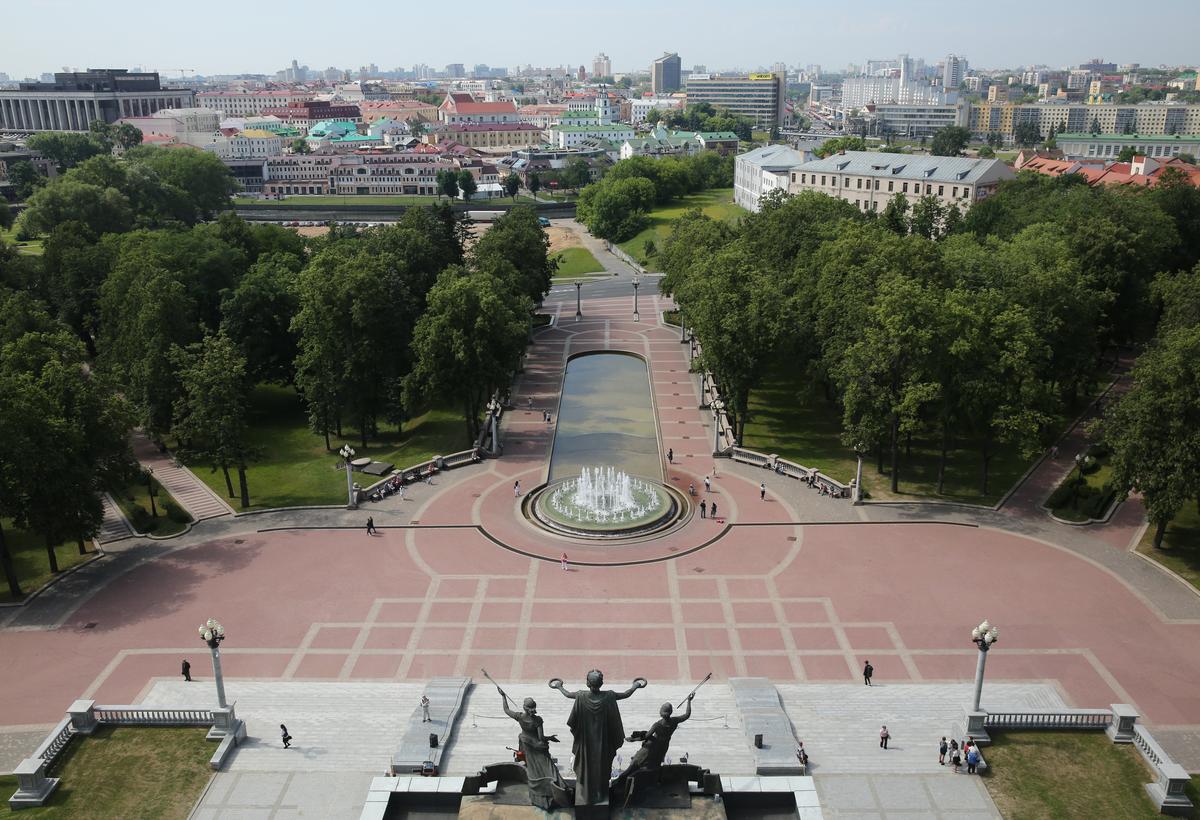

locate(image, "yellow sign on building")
[[748, 73, 775, 80]]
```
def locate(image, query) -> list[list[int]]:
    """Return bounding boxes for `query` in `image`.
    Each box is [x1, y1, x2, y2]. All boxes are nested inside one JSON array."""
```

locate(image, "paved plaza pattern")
[[3, 276, 1200, 817]]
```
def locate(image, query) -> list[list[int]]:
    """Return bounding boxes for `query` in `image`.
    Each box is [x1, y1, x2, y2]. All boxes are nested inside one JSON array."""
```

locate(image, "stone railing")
[[33, 718, 74, 767], [92, 705, 214, 726], [441, 448, 482, 469], [731, 447, 772, 468], [726, 449, 851, 499], [361, 449, 482, 498], [983, 709, 1112, 730], [604, 241, 646, 274]]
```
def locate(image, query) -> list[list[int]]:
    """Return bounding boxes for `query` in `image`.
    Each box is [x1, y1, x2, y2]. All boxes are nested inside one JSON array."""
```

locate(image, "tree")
[[1116, 145, 1137, 163], [1013, 121, 1042, 148], [290, 138, 311, 155], [25, 131, 106, 171], [220, 252, 302, 384], [1045, 123, 1058, 150], [458, 169, 477, 202], [528, 173, 541, 197], [977, 145, 996, 159], [123, 146, 239, 218], [16, 179, 133, 237], [172, 332, 257, 507], [814, 136, 866, 158], [503, 172, 521, 200], [7, 161, 46, 200], [41, 222, 113, 355], [563, 158, 592, 193], [0, 200, 11, 231], [1090, 116, 1102, 135], [930, 126, 971, 157], [405, 266, 532, 444], [470, 205, 555, 304], [880, 193, 910, 235], [575, 177, 655, 241], [436, 168, 459, 200], [1177, 153, 1196, 165], [1100, 324, 1200, 547]]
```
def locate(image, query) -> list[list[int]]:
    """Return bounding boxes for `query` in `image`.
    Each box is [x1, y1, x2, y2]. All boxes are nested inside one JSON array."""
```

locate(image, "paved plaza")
[[3, 275, 1199, 817]]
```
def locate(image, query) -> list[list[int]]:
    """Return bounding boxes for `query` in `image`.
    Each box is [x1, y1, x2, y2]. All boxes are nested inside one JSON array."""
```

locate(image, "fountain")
[[532, 465, 679, 538]]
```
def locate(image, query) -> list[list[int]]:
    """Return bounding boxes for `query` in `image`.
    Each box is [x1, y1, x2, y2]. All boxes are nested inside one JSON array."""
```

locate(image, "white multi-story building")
[[942, 55, 968, 91], [196, 89, 315, 117], [204, 129, 283, 160], [119, 107, 221, 147], [593, 53, 612, 79], [548, 123, 634, 149], [786, 151, 1015, 213], [733, 144, 812, 212]]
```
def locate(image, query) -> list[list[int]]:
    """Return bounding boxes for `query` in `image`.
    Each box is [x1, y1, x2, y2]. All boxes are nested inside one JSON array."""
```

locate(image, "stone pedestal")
[[1106, 704, 1139, 744], [7, 757, 60, 809], [68, 699, 98, 735], [1145, 762, 1195, 816], [207, 703, 239, 741], [964, 710, 990, 745]]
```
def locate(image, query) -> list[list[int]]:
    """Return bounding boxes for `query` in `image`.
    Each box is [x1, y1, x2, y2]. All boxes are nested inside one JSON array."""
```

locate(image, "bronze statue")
[[496, 687, 568, 810], [549, 671, 647, 805], [613, 693, 696, 805]]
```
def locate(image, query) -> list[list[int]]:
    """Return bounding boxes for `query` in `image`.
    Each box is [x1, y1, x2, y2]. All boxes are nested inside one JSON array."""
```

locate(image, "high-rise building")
[[685, 72, 785, 129], [652, 53, 681, 94], [592, 53, 612, 79], [445, 64, 465, 79], [942, 54, 967, 90], [0, 69, 194, 132]]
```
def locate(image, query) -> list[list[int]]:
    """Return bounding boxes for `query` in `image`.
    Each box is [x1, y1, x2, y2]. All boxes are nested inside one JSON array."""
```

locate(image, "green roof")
[[1056, 132, 1200, 143], [697, 131, 739, 140], [560, 110, 598, 118]]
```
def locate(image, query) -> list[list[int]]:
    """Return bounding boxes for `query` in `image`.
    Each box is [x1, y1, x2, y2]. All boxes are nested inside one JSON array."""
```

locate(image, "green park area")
[[1045, 446, 1118, 522], [0, 225, 43, 255], [1137, 503, 1200, 592], [981, 731, 1191, 819], [0, 523, 94, 604], [0, 726, 213, 820], [617, 188, 743, 266], [553, 246, 606, 280], [112, 475, 192, 537], [184, 384, 464, 510]]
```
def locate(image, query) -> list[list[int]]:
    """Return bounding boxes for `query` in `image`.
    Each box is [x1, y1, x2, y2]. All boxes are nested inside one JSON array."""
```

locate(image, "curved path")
[[3, 275, 1200, 774]]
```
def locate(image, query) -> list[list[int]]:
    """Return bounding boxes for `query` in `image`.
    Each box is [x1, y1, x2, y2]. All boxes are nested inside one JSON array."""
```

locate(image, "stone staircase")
[[96, 493, 133, 543], [131, 432, 236, 521]]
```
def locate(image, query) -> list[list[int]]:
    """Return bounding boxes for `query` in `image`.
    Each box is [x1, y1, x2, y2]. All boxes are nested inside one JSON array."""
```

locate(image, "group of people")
[[369, 474, 406, 502], [939, 735, 982, 773]]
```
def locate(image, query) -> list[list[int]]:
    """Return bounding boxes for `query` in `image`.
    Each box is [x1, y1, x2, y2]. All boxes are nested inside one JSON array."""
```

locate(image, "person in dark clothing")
[[863, 660, 874, 686], [879, 725, 889, 749], [280, 724, 292, 748], [710, 501, 717, 519], [699, 500, 706, 519], [182, 659, 191, 682], [366, 517, 377, 535], [667, 448, 674, 464]]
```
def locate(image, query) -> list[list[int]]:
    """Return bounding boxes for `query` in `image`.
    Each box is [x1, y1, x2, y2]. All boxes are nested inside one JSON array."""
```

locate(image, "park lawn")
[[0, 225, 44, 255], [616, 188, 744, 266], [1047, 453, 1116, 522], [981, 731, 1162, 820], [741, 364, 1042, 505], [1137, 501, 1200, 592], [0, 726, 212, 820], [185, 384, 465, 509], [553, 246, 606, 279], [0, 520, 94, 604], [111, 476, 192, 537]]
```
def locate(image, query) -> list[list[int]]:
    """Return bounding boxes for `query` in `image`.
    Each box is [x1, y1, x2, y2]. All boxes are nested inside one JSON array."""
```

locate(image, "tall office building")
[[445, 64, 465, 78], [592, 53, 612, 79], [685, 72, 786, 129], [652, 53, 681, 94], [942, 54, 968, 90], [0, 69, 194, 131]]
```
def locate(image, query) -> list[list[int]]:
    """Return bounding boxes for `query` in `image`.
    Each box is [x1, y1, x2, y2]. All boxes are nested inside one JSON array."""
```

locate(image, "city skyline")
[[4, 0, 1199, 80]]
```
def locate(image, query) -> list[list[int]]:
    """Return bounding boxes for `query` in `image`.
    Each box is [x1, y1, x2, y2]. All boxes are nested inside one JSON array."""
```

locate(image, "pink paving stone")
[[852, 654, 911, 682], [351, 654, 403, 678], [219, 653, 292, 678], [486, 578, 530, 598], [477, 602, 525, 623], [677, 578, 721, 598], [737, 628, 789, 652], [680, 602, 726, 623], [731, 602, 780, 624], [781, 601, 833, 624], [364, 627, 413, 650], [689, 654, 740, 680], [744, 654, 799, 680], [684, 628, 732, 652], [531, 602, 674, 625], [725, 578, 771, 599], [293, 653, 350, 679], [470, 626, 521, 649], [376, 602, 423, 623], [466, 654, 514, 681], [842, 626, 897, 651], [791, 627, 842, 650], [803, 654, 859, 680], [518, 653, 679, 684], [310, 626, 362, 650], [417, 627, 468, 650], [427, 601, 475, 623], [525, 626, 677, 652]]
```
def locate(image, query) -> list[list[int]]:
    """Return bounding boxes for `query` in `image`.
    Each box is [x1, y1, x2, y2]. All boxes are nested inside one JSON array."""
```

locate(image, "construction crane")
[[169, 69, 195, 79]]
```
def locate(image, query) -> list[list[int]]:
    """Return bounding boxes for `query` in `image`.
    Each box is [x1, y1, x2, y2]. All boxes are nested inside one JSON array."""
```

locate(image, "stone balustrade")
[[361, 449, 482, 498], [92, 705, 214, 726], [983, 709, 1112, 730]]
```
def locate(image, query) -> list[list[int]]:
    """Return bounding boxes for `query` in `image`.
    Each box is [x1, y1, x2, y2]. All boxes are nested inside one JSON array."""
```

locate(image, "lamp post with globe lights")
[[632, 275, 640, 322], [575, 281, 582, 321], [339, 444, 357, 509], [199, 619, 228, 709], [971, 619, 999, 712], [712, 398, 725, 453]]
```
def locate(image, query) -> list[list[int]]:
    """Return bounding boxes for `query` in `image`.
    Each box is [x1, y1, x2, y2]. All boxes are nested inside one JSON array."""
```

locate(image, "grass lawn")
[[0, 520, 94, 604], [553, 246, 606, 280], [616, 188, 744, 267], [981, 731, 1164, 820], [1046, 451, 1116, 522], [185, 384, 467, 509], [740, 363, 1052, 505], [0, 726, 212, 820], [1137, 501, 1200, 592], [0, 225, 44, 255], [111, 476, 192, 537]]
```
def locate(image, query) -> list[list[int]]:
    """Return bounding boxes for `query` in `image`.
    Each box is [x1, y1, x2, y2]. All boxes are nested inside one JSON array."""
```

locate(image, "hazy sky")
[[5, 0, 1199, 79]]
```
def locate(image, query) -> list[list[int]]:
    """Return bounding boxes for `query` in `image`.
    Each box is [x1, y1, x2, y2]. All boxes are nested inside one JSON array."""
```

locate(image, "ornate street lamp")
[[198, 619, 228, 709], [852, 441, 867, 505], [575, 280, 583, 321], [339, 444, 357, 509], [632, 275, 640, 322], [712, 398, 725, 453], [970, 619, 999, 712]]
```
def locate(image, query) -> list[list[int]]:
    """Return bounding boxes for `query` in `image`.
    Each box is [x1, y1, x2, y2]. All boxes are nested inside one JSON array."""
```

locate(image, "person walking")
[[514, 480, 521, 497], [863, 660, 874, 686], [366, 516, 376, 535], [560, 552, 569, 572], [879, 725, 890, 750], [421, 695, 431, 723], [939, 736, 948, 765], [704, 476, 711, 494], [667, 448, 674, 465], [699, 500, 706, 519], [181, 659, 191, 682], [759, 482, 766, 501], [710, 501, 717, 520], [280, 724, 292, 748]]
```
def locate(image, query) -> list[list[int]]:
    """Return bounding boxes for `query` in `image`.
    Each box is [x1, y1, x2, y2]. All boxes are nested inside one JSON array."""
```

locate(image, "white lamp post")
[[712, 398, 725, 453], [575, 280, 583, 321], [339, 444, 357, 509], [970, 619, 999, 712], [632, 275, 640, 322], [198, 619, 228, 709], [853, 442, 866, 505]]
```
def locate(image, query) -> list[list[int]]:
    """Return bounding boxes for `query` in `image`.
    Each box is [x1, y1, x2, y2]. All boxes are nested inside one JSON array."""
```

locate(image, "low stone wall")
[[360, 448, 482, 498]]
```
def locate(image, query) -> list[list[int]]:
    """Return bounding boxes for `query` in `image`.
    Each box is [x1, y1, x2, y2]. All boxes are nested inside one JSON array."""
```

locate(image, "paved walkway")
[[817, 774, 999, 819], [131, 431, 237, 521]]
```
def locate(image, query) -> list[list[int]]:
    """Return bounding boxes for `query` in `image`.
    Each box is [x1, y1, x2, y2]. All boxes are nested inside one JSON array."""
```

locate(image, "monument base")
[[458, 794, 727, 820]]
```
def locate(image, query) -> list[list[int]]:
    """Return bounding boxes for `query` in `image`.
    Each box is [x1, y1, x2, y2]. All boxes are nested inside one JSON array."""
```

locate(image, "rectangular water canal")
[[547, 353, 663, 483]]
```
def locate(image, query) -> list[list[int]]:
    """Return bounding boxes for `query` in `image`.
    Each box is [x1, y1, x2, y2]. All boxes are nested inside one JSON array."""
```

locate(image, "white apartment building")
[[548, 124, 634, 149], [196, 89, 315, 117], [119, 108, 221, 147], [733, 144, 811, 212], [787, 151, 1015, 213], [204, 129, 283, 160]]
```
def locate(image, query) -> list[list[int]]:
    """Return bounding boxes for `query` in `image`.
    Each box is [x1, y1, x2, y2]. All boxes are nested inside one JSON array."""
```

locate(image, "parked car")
[[538, 217, 551, 227]]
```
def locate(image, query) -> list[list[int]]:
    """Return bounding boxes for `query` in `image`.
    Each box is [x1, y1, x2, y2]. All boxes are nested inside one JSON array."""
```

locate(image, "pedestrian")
[[181, 659, 191, 682], [759, 482, 766, 501], [712, 460, 718, 478], [1050, 444, 1059, 459], [560, 552, 569, 571], [514, 480, 521, 497], [421, 695, 431, 723], [710, 501, 718, 520], [667, 448, 674, 464], [527, 397, 533, 410], [704, 476, 711, 494], [939, 736, 947, 765], [397, 483, 405, 501], [863, 660, 874, 686], [966, 746, 979, 774], [699, 500, 707, 519], [546, 413, 552, 424], [366, 516, 376, 535], [879, 725, 890, 750], [280, 724, 292, 748], [951, 745, 961, 773]]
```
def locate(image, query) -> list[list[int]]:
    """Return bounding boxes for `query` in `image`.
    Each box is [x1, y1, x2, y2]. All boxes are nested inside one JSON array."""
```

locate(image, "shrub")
[[164, 501, 191, 524], [1088, 442, 1112, 458], [1047, 477, 1083, 509], [1080, 456, 1101, 475], [128, 505, 155, 532], [1082, 486, 1118, 519]]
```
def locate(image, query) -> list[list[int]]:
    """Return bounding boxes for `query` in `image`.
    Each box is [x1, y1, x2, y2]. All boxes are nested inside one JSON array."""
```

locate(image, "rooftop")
[[737, 144, 810, 170], [550, 124, 633, 133], [795, 151, 1012, 184], [1056, 132, 1200, 143]]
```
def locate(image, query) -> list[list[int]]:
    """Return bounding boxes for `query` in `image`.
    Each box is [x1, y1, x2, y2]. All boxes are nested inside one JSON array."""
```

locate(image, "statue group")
[[492, 670, 704, 810]]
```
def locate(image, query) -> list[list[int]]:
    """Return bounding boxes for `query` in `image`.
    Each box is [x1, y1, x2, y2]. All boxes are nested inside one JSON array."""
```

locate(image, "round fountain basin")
[[530, 468, 684, 539]]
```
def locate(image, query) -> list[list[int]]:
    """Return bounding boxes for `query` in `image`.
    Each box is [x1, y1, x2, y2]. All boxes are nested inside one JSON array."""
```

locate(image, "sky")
[[5, 0, 1199, 79]]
